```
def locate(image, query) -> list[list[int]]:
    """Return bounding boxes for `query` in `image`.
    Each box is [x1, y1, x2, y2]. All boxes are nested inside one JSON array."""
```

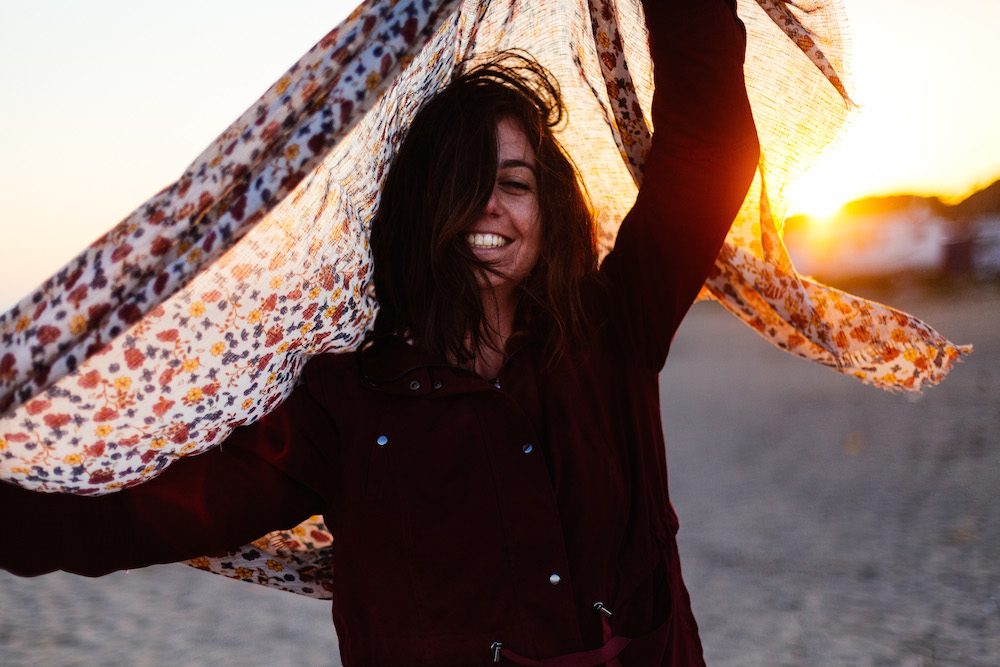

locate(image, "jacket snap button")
[[433, 380, 443, 390], [549, 573, 561, 586], [521, 443, 533, 454], [409, 380, 421, 391], [376, 435, 388, 446]]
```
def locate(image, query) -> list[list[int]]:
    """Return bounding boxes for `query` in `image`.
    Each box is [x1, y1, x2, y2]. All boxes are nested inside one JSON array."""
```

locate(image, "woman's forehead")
[[496, 117, 536, 166]]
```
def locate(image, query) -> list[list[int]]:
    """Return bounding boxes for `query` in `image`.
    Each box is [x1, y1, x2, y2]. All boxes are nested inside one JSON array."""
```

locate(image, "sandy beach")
[[1, 284, 997, 666]]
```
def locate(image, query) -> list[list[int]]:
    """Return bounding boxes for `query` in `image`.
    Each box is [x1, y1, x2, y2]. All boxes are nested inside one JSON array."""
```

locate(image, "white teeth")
[[466, 233, 508, 249]]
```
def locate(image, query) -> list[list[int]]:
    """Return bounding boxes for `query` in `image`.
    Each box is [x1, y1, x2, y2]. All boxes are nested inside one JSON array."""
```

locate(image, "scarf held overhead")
[[0, 0, 970, 597]]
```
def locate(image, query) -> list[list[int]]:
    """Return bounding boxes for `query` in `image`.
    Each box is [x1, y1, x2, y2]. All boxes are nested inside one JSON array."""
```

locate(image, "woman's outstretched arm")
[[601, 0, 760, 370], [0, 381, 331, 577]]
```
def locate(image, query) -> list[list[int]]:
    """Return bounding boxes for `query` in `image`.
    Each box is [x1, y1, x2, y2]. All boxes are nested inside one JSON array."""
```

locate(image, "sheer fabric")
[[0, 0, 969, 597]]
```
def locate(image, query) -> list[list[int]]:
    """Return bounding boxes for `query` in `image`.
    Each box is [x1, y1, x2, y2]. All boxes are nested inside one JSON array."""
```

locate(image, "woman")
[[1, 0, 759, 664]]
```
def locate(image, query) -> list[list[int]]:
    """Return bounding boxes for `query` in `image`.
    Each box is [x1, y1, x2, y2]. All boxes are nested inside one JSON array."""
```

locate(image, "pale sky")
[[2, 0, 998, 308]]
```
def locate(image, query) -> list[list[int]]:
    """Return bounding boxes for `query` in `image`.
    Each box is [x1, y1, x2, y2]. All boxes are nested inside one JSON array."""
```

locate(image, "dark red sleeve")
[[600, 0, 760, 370], [0, 373, 333, 577]]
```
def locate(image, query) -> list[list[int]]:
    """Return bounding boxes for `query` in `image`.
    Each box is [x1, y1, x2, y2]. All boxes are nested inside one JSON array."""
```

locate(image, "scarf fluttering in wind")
[[0, 0, 969, 598]]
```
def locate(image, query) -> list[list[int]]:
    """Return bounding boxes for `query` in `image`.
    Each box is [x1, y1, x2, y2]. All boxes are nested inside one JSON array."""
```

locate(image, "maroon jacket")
[[1, 2, 758, 665]]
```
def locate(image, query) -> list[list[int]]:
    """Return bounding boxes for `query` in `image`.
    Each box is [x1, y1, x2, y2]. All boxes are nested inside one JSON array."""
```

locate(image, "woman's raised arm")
[[600, 0, 760, 370]]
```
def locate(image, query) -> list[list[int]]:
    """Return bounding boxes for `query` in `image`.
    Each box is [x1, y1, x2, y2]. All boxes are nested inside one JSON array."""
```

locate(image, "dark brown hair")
[[370, 52, 597, 365]]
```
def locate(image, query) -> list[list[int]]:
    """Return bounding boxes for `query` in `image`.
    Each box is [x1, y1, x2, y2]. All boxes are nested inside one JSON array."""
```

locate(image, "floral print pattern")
[[0, 0, 969, 598]]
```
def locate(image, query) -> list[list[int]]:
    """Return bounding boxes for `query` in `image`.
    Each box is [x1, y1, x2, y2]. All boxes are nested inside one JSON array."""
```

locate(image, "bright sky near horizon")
[[1, 0, 998, 308]]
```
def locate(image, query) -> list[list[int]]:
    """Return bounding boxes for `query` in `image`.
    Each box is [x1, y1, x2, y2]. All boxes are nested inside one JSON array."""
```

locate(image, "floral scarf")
[[0, 0, 969, 598]]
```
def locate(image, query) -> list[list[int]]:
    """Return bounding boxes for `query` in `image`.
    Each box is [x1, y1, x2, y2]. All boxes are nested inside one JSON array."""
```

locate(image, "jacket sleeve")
[[599, 0, 760, 371], [0, 372, 333, 578]]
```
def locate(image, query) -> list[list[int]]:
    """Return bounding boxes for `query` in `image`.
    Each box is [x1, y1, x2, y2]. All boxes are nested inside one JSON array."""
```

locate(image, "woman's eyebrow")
[[499, 158, 537, 173]]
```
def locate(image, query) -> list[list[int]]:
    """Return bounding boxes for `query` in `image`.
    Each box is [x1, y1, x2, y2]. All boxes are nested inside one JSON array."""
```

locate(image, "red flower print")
[[310, 530, 332, 543], [158, 368, 176, 386], [78, 369, 101, 389], [37, 326, 61, 345], [157, 329, 180, 343], [265, 326, 284, 347], [256, 353, 273, 372], [319, 264, 336, 290], [124, 348, 145, 370], [93, 407, 119, 422], [43, 413, 72, 429], [118, 304, 142, 324], [88, 470, 114, 486], [110, 243, 133, 263], [67, 285, 89, 307], [152, 396, 175, 417], [25, 399, 51, 416], [87, 303, 111, 328], [167, 421, 189, 444], [0, 353, 15, 381], [150, 236, 171, 257], [84, 442, 105, 458]]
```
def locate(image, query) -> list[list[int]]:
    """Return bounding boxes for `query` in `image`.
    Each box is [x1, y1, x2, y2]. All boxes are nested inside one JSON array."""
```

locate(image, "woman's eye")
[[500, 180, 531, 192]]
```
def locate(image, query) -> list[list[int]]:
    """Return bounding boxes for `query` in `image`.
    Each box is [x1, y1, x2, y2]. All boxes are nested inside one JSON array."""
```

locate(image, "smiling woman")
[[370, 54, 597, 377]]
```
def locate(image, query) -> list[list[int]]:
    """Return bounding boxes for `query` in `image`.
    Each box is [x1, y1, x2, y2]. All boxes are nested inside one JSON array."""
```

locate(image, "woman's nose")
[[482, 186, 502, 216]]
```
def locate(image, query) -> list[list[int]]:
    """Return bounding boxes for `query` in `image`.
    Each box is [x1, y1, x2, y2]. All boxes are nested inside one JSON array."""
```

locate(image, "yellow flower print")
[[292, 526, 306, 536], [247, 309, 262, 324], [150, 437, 167, 449], [105, 482, 125, 490], [181, 357, 201, 373], [270, 275, 284, 289], [308, 286, 321, 299], [189, 302, 206, 318], [235, 567, 254, 579], [903, 348, 920, 363], [277, 342, 290, 354], [210, 341, 226, 356], [266, 559, 284, 572], [267, 372, 277, 385], [285, 144, 300, 161], [185, 387, 203, 403], [114, 377, 132, 391], [366, 72, 381, 91], [69, 315, 88, 335], [275, 76, 291, 95], [63, 454, 82, 465], [181, 441, 198, 453], [95, 424, 113, 437], [15, 317, 30, 333], [0, 438, 6, 451], [300, 322, 313, 334], [186, 248, 203, 264], [210, 154, 223, 167], [189, 557, 210, 570], [242, 398, 254, 410]]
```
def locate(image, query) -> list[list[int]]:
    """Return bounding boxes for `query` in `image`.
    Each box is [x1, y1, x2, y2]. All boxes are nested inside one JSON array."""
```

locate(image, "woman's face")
[[465, 117, 542, 293]]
